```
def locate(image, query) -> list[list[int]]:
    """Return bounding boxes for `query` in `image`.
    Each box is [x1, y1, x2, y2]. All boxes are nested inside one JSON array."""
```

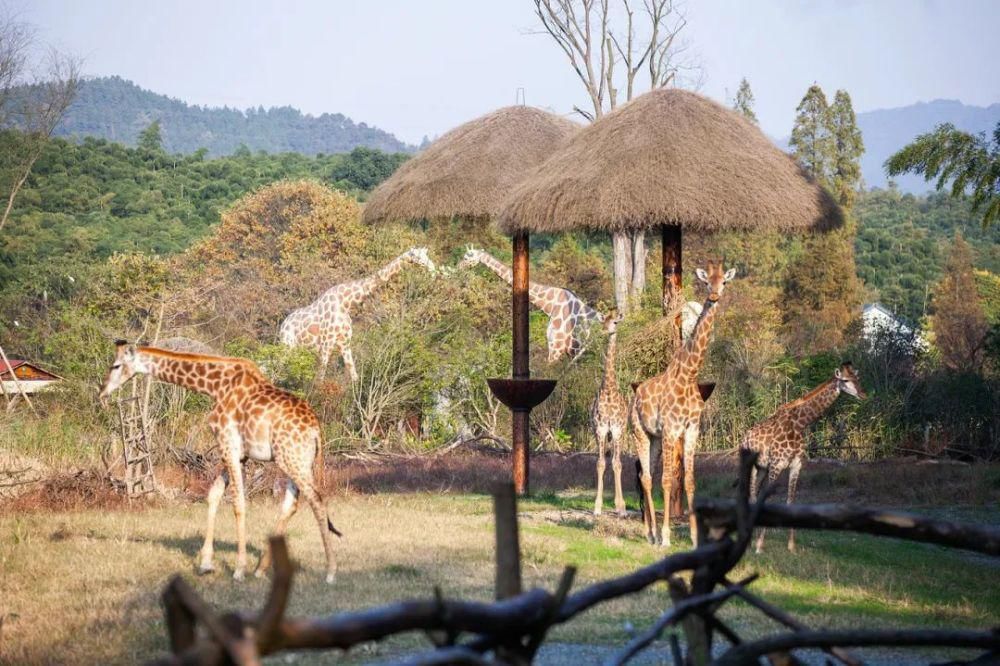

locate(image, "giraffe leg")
[[611, 425, 626, 518], [748, 464, 759, 503], [786, 457, 803, 553], [660, 426, 685, 548], [300, 483, 337, 583], [197, 470, 229, 574], [340, 344, 358, 383], [254, 480, 300, 578], [631, 409, 656, 544], [217, 436, 249, 580], [683, 423, 699, 545], [593, 425, 607, 516], [316, 347, 331, 382], [755, 463, 786, 554]]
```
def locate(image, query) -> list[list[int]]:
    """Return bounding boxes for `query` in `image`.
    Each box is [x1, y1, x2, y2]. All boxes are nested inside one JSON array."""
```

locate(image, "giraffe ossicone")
[[741, 361, 866, 553], [457, 246, 604, 363], [99, 341, 341, 583], [631, 259, 737, 547], [280, 247, 436, 382]]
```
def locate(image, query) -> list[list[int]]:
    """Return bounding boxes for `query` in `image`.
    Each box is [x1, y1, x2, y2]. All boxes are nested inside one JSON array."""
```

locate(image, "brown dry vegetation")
[[1, 452, 998, 664]]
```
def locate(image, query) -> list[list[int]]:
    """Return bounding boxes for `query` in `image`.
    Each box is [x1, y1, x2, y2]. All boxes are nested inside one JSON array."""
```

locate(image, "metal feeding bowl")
[[630, 381, 716, 402], [487, 378, 557, 411]]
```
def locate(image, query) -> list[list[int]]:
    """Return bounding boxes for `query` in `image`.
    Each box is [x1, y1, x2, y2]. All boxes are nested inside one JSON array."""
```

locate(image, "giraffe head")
[[457, 245, 485, 270], [834, 362, 866, 400], [403, 247, 436, 273], [694, 260, 737, 304], [98, 340, 147, 404], [602, 309, 623, 334]]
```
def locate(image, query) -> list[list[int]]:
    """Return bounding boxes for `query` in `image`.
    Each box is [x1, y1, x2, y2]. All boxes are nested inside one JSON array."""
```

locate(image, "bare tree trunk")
[[629, 230, 647, 305], [0, 152, 37, 232], [612, 231, 632, 314]]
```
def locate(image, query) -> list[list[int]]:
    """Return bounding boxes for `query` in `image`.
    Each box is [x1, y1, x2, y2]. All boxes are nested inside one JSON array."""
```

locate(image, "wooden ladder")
[[116, 392, 156, 498]]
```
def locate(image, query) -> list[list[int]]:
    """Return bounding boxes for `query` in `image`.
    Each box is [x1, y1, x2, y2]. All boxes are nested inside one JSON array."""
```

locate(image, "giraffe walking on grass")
[[458, 246, 603, 363], [631, 260, 737, 547], [280, 248, 436, 382], [591, 311, 628, 517], [99, 342, 341, 583], [741, 362, 866, 553]]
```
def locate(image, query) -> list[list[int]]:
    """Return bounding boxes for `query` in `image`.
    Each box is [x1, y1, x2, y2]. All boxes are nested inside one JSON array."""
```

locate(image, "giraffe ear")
[[723, 268, 737, 281], [695, 268, 709, 283], [834, 368, 843, 380]]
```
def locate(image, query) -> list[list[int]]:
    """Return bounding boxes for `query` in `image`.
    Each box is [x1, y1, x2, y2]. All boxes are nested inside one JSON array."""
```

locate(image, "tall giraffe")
[[742, 362, 866, 553], [458, 247, 603, 363], [591, 311, 628, 516], [631, 260, 737, 547], [280, 248, 436, 382], [99, 342, 340, 582]]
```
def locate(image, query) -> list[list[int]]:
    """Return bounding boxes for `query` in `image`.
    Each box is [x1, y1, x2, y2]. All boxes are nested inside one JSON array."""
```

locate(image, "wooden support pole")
[[493, 483, 522, 601], [511, 232, 530, 495]]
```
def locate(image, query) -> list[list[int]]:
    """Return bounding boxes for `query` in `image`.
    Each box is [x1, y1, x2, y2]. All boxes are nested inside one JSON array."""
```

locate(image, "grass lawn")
[[1, 456, 998, 663]]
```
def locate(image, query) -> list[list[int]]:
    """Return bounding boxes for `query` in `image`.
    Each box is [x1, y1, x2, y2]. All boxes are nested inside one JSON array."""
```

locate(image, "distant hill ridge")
[[53, 76, 414, 156]]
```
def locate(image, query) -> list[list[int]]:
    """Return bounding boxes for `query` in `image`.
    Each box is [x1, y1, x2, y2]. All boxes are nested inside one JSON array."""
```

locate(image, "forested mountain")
[[778, 99, 1000, 194], [50, 77, 414, 156]]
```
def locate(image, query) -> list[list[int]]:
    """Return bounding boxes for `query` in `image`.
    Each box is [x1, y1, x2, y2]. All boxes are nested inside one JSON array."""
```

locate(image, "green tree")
[[138, 120, 163, 153], [886, 121, 1000, 228], [733, 78, 757, 124], [789, 84, 834, 184], [931, 233, 990, 373], [828, 89, 864, 209]]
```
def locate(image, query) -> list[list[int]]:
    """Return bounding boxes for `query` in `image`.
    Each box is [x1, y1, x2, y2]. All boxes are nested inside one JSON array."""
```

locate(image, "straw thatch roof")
[[498, 89, 842, 235], [362, 106, 579, 225]]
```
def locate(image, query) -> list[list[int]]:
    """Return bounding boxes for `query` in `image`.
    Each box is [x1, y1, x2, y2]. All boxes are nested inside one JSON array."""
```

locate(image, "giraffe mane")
[[782, 378, 835, 410], [137, 346, 265, 374]]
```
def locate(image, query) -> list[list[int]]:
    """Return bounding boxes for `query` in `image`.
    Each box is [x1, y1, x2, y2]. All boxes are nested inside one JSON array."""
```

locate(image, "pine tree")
[[931, 233, 990, 373], [829, 90, 864, 209], [789, 84, 834, 184], [733, 78, 758, 124], [138, 120, 163, 153]]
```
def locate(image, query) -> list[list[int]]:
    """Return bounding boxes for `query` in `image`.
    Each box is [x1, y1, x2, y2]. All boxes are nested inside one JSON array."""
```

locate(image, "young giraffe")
[[458, 246, 603, 363], [742, 362, 866, 553], [591, 311, 628, 517], [632, 260, 737, 547], [98, 342, 340, 583], [280, 248, 435, 382]]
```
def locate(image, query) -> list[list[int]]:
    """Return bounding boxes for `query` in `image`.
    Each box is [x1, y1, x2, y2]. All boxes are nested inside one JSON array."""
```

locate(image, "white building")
[[861, 303, 927, 351]]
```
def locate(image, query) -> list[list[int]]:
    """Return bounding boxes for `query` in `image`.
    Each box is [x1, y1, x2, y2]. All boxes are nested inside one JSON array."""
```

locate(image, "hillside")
[[52, 76, 414, 156], [777, 99, 1000, 194]]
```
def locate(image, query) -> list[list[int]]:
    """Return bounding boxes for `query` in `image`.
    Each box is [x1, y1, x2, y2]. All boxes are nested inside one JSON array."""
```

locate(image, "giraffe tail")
[[312, 430, 344, 537]]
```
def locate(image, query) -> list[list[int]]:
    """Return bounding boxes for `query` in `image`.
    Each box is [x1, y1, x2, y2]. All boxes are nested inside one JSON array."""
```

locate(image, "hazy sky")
[[12, 0, 1000, 144]]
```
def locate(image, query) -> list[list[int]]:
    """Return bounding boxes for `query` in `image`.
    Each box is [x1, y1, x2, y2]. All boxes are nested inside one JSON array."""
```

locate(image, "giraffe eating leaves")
[[458, 246, 603, 363], [741, 361, 867, 553], [631, 260, 737, 547], [99, 342, 341, 583], [280, 247, 436, 382]]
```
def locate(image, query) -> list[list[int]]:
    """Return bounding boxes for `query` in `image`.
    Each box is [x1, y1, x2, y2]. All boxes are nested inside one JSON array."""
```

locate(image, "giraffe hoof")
[[254, 568, 267, 579], [593, 507, 603, 517], [232, 569, 245, 581], [646, 534, 657, 545], [197, 563, 215, 575], [325, 572, 336, 584]]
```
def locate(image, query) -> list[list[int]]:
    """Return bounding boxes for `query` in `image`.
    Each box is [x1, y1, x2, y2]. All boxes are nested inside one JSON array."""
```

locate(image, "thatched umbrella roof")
[[362, 106, 579, 225], [498, 88, 842, 234]]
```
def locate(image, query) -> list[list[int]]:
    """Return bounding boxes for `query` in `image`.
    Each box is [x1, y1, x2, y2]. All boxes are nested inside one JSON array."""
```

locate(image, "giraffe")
[[98, 342, 340, 583], [590, 311, 629, 517], [280, 248, 435, 382], [631, 259, 737, 547], [458, 246, 603, 363], [742, 361, 866, 553]]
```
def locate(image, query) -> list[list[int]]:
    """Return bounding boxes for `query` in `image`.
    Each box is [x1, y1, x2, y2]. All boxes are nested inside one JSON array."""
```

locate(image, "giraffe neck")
[[474, 252, 551, 309], [676, 298, 718, 383], [599, 332, 619, 393], [137, 348, 260, 400], [787, 378, 841, 427], [345, 252, 413, 308]]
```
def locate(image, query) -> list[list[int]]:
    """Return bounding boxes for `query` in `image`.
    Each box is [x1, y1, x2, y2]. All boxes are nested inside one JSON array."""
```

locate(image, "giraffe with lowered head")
[[280, 248, 436, 381], [632, 259, 737, 547], [99, 342, 341, 583], [591, 311, 628, 516], [458, 246, 603, 363], [742, 361, 866, 553]]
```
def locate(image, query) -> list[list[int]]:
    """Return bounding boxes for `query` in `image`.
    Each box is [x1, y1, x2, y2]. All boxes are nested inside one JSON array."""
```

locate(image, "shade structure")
[[499, 88, 843, 515], [362, 106, 579, 497], [498, 88, 842, 235], [362, 106, 579, 225]]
